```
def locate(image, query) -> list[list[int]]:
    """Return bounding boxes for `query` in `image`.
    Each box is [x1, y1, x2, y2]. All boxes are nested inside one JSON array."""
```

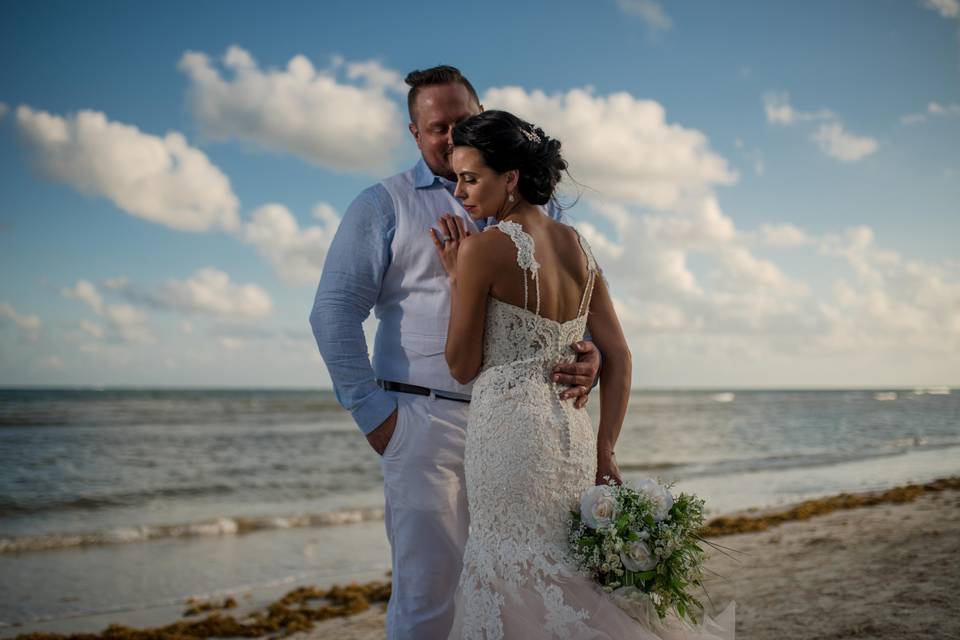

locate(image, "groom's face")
[[408, 83, 481, 180]]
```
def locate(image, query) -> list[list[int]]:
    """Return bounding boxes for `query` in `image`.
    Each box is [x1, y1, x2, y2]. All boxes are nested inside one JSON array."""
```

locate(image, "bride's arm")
[[441, 233, 495, 384], [584, 275, 631, 485]]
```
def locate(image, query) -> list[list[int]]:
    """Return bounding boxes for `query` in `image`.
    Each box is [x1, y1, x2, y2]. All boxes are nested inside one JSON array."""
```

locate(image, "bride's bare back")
[[481, 211, 594, 324]]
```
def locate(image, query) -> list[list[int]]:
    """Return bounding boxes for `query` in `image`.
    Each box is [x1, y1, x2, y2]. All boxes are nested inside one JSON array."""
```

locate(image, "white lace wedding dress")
[[448, 221, 735, 640]]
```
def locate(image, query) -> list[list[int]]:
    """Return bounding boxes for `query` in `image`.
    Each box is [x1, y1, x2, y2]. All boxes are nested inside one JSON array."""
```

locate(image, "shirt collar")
[[413, 157, 455, 190]]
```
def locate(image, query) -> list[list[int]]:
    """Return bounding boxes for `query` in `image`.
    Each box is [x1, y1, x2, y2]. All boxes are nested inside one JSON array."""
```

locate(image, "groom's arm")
[[309, 185, 396, 436]]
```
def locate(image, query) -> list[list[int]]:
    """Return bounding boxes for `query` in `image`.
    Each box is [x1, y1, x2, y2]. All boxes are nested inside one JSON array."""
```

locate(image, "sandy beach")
[[10, 476, 959, 640], [296, 477, 960, 640], [697, 479, 960, 640]]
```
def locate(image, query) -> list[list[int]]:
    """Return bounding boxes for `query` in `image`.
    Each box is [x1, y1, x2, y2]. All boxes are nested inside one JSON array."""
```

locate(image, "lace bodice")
[[480, 220, 598, 376]]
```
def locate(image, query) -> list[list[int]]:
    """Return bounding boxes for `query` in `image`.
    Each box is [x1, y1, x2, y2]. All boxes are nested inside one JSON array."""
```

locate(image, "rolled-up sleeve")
[[310, 185, 397, 435]]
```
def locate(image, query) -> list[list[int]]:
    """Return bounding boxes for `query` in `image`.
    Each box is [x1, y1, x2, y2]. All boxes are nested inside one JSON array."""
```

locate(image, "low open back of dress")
[[486, 219, 597, 326]]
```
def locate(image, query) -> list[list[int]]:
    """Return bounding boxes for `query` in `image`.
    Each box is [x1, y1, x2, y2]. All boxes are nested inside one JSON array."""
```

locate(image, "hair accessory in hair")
[[521, 125, 542, 144]]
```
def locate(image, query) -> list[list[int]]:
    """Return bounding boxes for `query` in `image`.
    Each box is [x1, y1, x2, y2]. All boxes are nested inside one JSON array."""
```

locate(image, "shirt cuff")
[[352, 390, 398, 436]]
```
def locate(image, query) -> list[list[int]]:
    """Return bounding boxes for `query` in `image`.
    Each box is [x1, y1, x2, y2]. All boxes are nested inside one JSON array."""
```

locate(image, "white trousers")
[[379, 393, 470, 640]]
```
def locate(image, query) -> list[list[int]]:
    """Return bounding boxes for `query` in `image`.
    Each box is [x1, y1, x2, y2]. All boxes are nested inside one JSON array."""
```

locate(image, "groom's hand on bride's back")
[[553, 341, 601, 409], [367, 408, 399, 455]]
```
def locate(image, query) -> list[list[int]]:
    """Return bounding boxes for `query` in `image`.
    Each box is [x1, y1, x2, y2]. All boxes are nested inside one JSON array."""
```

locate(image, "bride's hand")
[[596, 451, 622, 486], [430, 214, 471, 277]]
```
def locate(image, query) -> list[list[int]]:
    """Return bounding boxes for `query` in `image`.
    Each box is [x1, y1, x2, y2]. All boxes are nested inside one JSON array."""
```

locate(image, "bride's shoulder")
[[544, 217, 584, 247], [459, 227, 516, 263]]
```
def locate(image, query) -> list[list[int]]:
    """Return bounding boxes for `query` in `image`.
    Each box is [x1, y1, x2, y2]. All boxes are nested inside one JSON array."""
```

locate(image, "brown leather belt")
[[377, 380, 471, 403]]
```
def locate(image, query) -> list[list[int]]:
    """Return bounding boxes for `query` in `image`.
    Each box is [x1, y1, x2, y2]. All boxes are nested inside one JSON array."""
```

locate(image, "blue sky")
[[1, 0, 958, 388]]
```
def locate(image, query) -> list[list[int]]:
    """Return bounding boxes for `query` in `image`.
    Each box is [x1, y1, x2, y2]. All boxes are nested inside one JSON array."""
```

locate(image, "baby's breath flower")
[[570, 478, 709, 626]]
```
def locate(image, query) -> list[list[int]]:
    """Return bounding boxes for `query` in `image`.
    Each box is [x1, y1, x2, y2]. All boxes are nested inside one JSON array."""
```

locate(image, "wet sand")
[[10, 477, 960, 640]]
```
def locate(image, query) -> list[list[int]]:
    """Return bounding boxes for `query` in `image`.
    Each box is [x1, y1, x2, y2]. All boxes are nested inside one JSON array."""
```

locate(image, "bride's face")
[[452, 146, 512, 220]]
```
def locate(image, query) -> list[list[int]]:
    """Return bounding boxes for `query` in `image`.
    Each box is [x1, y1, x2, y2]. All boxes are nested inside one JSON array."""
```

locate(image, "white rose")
[[620, 539, 657, 572], [633, 478, 674, 522], [580, 485, 618, 529]]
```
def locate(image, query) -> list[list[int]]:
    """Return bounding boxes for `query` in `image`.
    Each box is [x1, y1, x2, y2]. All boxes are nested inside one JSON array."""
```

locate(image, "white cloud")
[[575, 220, 625, 260], [622, 300, 699, 331], [61, 280, 154, 344], [63, 271, 271, 342], [641, 247, 703, 298], [155, 268, 272, 317], [178, 46, 405, 173], [928, 101, 960, 117], [103, 276, 129, 290], [79, 320, 105, 339], [342, 59, 407, 94], [901, 101, 960, 125], [0, 302, 41, 339], [641, 196, 736, 250], [733, 140, 765, 176], [817, 226, 960, 352], [811, 122, 879, 162], [15, 106, 239, 232], [483, 86, 737, 210], [763, 92, 877, 163], [242, 202, 340, 285], [61, 280, 104, 314], [219, 336, 246, 350], [900, 112, 927, 125], [747, 223, 812, 247], [104, 304, 154, 343], [572, 174, 820, 343], [715, 245, 807, 293], [921, 0, 959, 18], [615, 0, 672, 31], [35, 355, 64, 369], [763, 92, 834, 126], [577, 194, 808, 314]]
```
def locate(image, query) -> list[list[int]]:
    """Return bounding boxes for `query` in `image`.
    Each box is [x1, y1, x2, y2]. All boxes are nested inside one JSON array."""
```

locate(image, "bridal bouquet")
[[568, 477, 710, 628]]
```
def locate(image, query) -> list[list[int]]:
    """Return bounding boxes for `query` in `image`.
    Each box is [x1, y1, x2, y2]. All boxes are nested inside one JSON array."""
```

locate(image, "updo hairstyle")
[[452, 110, 567, 206]]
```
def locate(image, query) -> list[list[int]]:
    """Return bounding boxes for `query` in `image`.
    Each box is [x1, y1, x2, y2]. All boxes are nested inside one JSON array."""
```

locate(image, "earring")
[[508, 193, 515, 203]]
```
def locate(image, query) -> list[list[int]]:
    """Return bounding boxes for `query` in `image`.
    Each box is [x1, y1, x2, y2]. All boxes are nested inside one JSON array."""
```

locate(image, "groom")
[[310, 65, 600, 639]]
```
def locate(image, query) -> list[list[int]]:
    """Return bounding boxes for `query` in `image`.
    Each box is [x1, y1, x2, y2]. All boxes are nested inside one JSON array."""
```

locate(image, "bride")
[[431, 110, 735, 640]]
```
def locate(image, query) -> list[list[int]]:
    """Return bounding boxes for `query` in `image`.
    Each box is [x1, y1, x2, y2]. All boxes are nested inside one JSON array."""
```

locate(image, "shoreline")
[[6, 475, 959, 640]]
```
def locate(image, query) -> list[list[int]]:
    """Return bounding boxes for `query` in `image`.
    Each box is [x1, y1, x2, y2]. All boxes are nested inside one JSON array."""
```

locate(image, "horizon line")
[[0, 384, 955, 392]]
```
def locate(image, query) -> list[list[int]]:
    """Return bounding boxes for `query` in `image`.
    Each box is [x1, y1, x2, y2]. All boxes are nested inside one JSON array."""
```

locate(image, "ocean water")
[[1, 387, 958, 631]]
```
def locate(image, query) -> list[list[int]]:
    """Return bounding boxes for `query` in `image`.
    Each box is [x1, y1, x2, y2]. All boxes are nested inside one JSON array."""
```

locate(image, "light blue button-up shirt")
[[310, 159, 563, 435]]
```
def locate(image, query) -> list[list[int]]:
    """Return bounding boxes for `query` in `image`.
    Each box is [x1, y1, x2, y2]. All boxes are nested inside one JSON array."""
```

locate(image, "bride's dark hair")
[[452, 110, 567, 206]]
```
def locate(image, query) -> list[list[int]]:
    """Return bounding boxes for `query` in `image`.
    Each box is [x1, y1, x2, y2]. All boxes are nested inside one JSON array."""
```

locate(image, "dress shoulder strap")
[[488, 220, 541, 314], [492, 220, 540, 274], [573, 228, 599, 317], [575, 230, 598, 273]]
